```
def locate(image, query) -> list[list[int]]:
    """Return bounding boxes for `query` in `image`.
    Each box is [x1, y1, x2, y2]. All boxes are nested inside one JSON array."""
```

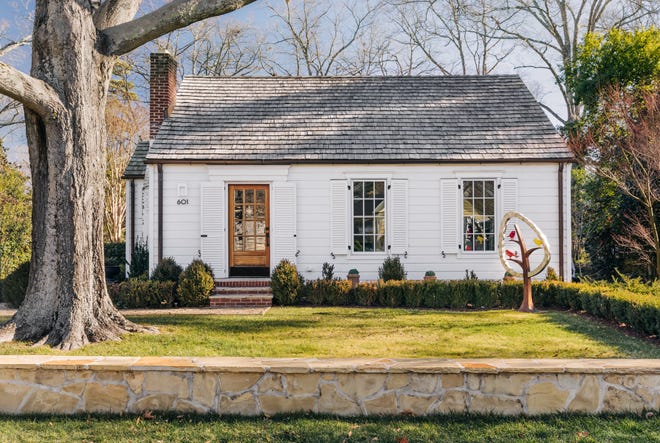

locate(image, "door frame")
[[227, 183, 271, 276]]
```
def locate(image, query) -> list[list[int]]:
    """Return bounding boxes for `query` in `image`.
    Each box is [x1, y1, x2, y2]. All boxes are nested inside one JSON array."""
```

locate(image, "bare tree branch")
[[99, 0, 258, 56], [0, 62, 64, 118], [265, 0, 381, 77], [0, 36, 32, 58]]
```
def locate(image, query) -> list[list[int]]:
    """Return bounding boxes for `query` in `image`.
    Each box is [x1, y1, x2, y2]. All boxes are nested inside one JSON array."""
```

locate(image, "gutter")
[[130, 180, 135, 259], [143, 157, 576, 166], [558, 162, 565, 280]]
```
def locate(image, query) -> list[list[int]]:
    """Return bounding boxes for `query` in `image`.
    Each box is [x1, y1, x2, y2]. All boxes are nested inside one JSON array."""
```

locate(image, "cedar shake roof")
[[123, 141, 149, 178], [145, 75, 572, 163]]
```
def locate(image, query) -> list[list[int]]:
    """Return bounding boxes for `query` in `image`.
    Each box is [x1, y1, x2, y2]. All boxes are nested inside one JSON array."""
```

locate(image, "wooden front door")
[[229, 184, 270, 276]]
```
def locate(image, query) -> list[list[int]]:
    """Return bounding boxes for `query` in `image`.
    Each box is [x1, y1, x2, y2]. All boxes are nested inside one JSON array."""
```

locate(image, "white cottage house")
[[124, 53, 573, 300]]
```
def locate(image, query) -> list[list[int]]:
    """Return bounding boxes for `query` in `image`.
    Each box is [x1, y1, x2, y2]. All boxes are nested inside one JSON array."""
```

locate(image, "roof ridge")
[[181, 74, 522, 80]]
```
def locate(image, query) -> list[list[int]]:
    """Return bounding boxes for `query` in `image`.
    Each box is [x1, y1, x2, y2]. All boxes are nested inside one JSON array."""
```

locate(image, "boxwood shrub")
[[271, 260, 302, 306], [176, 259, 215, 307]]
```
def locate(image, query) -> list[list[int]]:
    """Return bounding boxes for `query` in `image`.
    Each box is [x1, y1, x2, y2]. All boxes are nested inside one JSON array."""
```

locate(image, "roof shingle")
[[146, 75, 572, 163], [123, 141, 149, 178]]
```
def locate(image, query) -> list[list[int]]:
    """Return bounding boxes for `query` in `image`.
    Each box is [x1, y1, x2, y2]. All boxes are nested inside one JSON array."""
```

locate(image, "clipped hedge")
[[108, 279, 176, 309], [298, 278, 660, 337]]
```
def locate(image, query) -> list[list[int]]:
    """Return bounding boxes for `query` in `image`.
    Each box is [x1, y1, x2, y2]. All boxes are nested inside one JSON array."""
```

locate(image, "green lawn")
[[0, 413, 658, 443], [1, 307, 658, 358]]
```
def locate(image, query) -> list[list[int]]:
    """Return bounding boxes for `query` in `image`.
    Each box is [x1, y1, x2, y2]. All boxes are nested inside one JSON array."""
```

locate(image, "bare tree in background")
[[493, 0, 658, 124], [390, 0, 515, 75], [124, 19, 265, 97], [265, 0, 383, 76], [105, 61, 148, 243], [185, 21, 264, 76]]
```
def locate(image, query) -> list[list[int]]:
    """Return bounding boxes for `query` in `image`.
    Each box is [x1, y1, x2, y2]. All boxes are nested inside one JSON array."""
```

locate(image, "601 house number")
[[177, 198, 189, 205]]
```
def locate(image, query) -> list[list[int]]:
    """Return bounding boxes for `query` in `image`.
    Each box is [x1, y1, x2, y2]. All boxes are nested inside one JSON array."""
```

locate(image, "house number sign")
[[177, 198, 189, 205]]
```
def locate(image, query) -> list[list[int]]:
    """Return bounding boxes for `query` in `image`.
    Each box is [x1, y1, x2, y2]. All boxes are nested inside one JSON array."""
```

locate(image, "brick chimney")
[[149, 52, 177, 139]]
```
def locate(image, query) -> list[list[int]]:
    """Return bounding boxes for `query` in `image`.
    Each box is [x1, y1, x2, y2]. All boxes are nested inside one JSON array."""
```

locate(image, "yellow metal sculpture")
[[498, 211, 551, 312]]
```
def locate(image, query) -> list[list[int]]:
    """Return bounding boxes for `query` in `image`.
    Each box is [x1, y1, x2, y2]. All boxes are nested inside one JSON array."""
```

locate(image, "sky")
[[0, 0, 567, 167]]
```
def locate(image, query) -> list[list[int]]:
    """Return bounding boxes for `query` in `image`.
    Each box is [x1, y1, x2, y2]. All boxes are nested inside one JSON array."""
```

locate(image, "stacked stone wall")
[[0, 357, 658, 415]]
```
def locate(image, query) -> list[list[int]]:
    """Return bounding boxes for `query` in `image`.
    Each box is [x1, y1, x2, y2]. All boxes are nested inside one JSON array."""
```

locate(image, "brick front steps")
[[210, 280, 273, 308], [0, 357, 658, 416]]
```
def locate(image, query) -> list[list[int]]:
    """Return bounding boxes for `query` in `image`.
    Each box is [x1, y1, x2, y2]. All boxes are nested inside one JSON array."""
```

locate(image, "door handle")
[[266, 227, 270, 247]]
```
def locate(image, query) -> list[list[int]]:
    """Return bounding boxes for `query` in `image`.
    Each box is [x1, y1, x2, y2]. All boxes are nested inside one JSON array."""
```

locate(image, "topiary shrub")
[[1, 261, 30, 308], [271, 259, 301, 305], [378, 256, 406, 281], [151, 257, 183, 282], [108, 279, 175, 309], [176, 259, 215, 307]]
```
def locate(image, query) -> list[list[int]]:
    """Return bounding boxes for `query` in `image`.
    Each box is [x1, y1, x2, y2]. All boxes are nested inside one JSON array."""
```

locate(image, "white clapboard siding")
[[272, 182, 297, 265], [200, 182, 226, 278], [389, 179, 408, 254], [501, 178, 519, 234], [330, 180, 349, 254], [440, 179, 459, 254]]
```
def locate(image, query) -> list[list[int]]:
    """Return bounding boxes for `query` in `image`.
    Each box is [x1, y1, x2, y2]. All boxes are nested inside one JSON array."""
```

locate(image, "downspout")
[[157, 163, 163, 263], [129, 180, 135, 256], [558, 162, 565, 280]]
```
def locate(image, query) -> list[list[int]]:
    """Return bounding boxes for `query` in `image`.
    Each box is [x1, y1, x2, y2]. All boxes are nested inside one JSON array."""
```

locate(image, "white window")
[[462, 179, 496, 252], [352, 180, 386, 252]]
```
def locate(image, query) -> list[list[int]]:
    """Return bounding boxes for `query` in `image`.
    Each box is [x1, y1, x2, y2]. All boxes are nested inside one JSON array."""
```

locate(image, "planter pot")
[[503, 276, 515, 282], [423, 275, 437, 281], [347, 274, 360, 289]]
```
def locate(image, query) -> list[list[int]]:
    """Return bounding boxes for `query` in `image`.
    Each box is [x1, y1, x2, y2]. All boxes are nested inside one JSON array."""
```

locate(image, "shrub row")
[[108, 280, 176, 309], [109, 258, 216, 309], [275, 276, 660, 337]]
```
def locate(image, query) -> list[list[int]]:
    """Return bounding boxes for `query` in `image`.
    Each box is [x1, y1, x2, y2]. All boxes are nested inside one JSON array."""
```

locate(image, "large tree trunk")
[[0, 0, 255, 349], [0, 1, 147, 349]]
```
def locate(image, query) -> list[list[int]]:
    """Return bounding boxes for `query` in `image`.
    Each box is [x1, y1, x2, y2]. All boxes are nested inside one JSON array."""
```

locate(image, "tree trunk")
[[515, 225, 535, 313], [519, 268, 535, 312], [0, 1, 150, 349]]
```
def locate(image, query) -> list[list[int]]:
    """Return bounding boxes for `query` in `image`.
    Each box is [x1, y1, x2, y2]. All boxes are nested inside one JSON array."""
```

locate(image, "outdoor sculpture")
[[498, 212, 551, 312]]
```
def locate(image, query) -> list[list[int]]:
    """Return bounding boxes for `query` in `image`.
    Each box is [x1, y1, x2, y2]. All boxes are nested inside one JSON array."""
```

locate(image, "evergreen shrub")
[[378, 256, 406, 281], [128, 239, 149, 279], [176, 259, 215, 307], [151, 257, 183, 282], [271, 259, 301, 305]]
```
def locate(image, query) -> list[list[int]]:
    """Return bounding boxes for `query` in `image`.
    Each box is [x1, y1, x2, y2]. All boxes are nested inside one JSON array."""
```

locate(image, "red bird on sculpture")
[[508, 230, 516, 239], [505, 249, 518, 259]]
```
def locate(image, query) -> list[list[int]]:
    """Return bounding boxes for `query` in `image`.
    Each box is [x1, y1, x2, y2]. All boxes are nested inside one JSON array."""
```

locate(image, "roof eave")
[[143, 156, 576, 165]]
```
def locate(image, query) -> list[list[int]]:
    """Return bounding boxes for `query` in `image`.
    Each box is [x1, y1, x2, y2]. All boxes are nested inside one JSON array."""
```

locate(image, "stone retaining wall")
[[0, 357, 658, 416]]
